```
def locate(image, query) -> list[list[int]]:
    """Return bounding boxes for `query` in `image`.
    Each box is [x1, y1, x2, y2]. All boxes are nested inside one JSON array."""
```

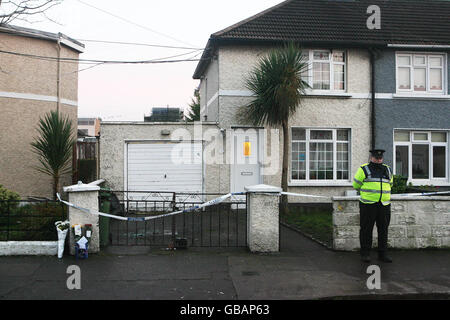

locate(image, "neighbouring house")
[[0, 24, 84, 199], [192, 0, 450, 200], [375, 49, 450, 187], [78, 117, 101, 137]]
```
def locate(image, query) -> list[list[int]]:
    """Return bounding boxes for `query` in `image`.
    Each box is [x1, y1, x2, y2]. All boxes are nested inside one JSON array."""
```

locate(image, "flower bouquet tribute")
[[55, 220, 70, 258]]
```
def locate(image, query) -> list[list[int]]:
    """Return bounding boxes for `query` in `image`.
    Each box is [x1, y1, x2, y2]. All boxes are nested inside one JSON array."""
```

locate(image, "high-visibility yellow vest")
[[352, 163, 393, 206]]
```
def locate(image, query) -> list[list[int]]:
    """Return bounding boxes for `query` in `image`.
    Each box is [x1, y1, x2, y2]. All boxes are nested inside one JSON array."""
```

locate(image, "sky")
[[11, 0, 284, 121]]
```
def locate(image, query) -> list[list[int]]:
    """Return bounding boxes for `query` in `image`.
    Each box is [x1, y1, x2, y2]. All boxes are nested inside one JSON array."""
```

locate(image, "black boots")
[[360, 251, 371, 262], [378, 252, 393, 263], [360, 251, 393, 263]]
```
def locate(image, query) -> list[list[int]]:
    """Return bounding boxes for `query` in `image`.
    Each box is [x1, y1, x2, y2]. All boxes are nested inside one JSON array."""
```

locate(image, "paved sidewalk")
[[1, 226, 450, 300]]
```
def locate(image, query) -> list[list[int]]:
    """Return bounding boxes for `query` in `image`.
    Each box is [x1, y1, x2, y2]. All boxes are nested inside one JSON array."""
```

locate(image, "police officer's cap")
[[370, 149, 385, 159]]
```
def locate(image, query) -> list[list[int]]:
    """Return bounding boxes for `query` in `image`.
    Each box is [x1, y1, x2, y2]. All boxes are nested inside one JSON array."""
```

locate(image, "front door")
[[231, 128, 263, 193]]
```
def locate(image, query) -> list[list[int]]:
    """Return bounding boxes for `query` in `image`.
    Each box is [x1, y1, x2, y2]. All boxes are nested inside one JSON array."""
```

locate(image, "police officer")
[[353, 149, 393, 263]]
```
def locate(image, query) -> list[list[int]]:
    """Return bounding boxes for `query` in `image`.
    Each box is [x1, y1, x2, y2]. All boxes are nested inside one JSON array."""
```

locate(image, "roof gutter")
[[0, 25, 84, 53], [211, 37, 388, 48], [388, 44, 450, 49], [193, 38, 214, 79], [59, 36, 85, 53]]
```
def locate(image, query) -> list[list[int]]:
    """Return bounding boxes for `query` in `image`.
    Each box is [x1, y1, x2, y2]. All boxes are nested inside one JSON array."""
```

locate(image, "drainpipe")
[[56, 34, 62, 114], [204, 76, 208, 121], [369, 48, 376, 150]]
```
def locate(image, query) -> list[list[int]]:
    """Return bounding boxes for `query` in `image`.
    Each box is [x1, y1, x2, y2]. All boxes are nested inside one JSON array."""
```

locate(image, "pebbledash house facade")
[[190, 0, 450, 200]]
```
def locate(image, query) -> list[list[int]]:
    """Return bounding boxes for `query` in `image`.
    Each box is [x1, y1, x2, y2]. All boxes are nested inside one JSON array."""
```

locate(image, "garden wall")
[[0, 241, 57, 256], [332, 196, 450, 251]]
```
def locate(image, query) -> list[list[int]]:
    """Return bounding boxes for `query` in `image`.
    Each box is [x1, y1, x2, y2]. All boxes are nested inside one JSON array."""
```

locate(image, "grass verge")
[[280, 208, 333, 248]]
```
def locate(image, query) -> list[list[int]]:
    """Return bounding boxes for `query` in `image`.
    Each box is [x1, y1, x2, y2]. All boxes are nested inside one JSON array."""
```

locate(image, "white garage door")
[[126, 142, 203, 199]]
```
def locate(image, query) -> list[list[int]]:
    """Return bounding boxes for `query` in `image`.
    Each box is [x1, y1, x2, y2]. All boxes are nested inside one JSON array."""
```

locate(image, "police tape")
[[56, 192, 245, 222], [241, 191, 330, 199], [58, 189, 448, 222], [57, 193, 128, 221], [280, 190, 450, 199], [280, 191, 330, 199], [393, 191, 450, 197]]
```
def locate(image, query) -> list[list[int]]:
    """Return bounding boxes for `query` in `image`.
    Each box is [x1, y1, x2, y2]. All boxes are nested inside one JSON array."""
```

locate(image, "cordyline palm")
[[31, 111, 75, 200], [239, 43, 309, 212]]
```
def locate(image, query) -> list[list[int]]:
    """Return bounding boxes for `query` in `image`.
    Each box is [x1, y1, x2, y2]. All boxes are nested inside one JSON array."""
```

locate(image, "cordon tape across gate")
[[56, 192, 246, 222], [56, 190, 450, 222]]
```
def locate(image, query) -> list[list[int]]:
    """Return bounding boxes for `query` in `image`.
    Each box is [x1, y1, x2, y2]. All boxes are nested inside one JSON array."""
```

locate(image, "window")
[[396, 53, 446, 94], [395, 145, 409, 177], [333, 52, 346, 90], [291, 128, 350, 182], [302, 50, 346, 91], [312, 51, 331, 90], [412, 144, 429, 179], [78, 120, 95, 126], [394, 130, 448, 183], [79, 129, 89, 136]]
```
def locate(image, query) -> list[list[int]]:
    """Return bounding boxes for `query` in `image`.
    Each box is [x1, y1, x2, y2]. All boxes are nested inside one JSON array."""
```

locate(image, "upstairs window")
[[396, 53, 446, 94], [302, 50, 346, 91]]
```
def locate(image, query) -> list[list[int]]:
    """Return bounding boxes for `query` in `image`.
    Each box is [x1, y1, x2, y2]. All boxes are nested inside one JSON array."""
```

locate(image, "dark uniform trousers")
[[359, 202, 391, 255]]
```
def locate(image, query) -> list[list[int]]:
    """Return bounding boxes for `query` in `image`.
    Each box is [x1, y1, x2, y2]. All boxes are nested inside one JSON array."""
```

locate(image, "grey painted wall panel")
[[375, 99, 450, 167], [374, 49, 396, 93], [375, 49, 450, 93]]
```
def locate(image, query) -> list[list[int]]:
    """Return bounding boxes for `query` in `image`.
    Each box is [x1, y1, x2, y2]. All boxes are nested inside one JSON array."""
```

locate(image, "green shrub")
[[391, 175, 408, 194], [0, 185, 20, 202], [407, 184, 438, 192], [0, 202, 67, 241]]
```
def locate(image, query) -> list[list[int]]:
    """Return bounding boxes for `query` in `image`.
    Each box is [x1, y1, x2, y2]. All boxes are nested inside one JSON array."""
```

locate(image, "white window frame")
[[302, 49, 347, 92], [290, 127, 351, 183], [393, 130, 449, 185], [332, 51, 346, 91], [395, 52, 447, 95]]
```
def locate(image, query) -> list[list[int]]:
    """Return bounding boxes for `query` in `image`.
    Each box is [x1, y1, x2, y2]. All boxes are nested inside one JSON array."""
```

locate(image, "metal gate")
[[102, 191, 247, 248]]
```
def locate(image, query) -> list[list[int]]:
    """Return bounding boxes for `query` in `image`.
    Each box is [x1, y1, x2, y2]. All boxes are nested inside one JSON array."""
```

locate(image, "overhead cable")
[[75, 0, 198, 48], [0, 48, 203, 64], [76, 39, 202, 51]]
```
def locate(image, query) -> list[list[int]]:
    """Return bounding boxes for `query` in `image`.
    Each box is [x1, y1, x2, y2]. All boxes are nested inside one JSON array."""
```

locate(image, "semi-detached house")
[[192, 0, 450, 201]]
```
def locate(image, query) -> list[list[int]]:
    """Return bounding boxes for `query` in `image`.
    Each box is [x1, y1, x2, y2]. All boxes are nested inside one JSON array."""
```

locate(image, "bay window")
[[396, 53, 446, 94], [291, 128, 351, 182], [394, 130, 448, 184]]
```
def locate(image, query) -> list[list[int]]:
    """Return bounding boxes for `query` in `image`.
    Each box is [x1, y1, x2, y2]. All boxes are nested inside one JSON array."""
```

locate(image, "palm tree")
[[238, 42, 309, 212], [30, 110, 75, 200]]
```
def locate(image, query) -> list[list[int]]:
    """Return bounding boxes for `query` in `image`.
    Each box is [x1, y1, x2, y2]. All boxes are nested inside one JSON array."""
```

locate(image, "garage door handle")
[[164, 174, 167, 178]]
